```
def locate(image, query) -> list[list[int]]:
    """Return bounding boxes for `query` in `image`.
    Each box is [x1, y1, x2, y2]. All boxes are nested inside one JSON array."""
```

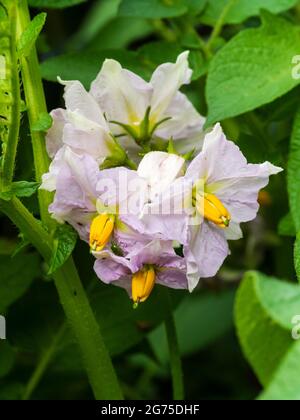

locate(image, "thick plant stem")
[[14, 0, 123, 400], [1, 2, 21, 189], [163, 290, 184, 400], [0, 197, 123, 400]]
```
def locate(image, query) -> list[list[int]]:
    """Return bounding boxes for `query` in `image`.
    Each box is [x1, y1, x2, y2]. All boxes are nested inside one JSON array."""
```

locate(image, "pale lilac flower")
[[141, 124, 283, 291], [94, 240, 187, 305], [90, 52, 205, 152], [46, 79, 125, 170], [41, 148, 151, 250], [44, 147, 99, 240]]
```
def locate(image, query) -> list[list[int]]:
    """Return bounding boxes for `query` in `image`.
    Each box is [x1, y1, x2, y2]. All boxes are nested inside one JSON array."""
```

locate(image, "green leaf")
[[118, 0, 187, 18], [68, 0, 122, 49], [32, 112, 53, 132], [235, 271, 300, 398], [259, 341, 300, 400], [201, 0, 298, 25], [48, 224, 78, 275], [186, 0, 207, 14], [17, 13, 47, 58], [28, 0, 87, 8], [288, 108, 300, 232], [278, 213, 296, 237], [87, 17, 153, 52], [206, 12, 300, 125], [0, 253, 40, 312], [41, 50, 148, 89], [0, 181, 40, 201]]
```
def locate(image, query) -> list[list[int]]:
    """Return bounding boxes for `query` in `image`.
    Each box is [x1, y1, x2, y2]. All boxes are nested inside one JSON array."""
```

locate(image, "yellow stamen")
[[89, 214, 115, 252], [197, 193, 231, 228], [132, 266, 156, 308]]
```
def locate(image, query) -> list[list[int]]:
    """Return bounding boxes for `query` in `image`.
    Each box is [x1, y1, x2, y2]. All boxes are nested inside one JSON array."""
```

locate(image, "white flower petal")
[[155, 91, 205, 143], [41, 147, 66, 191], [225, 221, 243, 240], [185, 222, 229, 291], [186, 123, 283, 223], [90, 59, 151, 127], [58, 78, 108, 128], [46, 109, 67, 158], [138, 151, 185, 198], [150, 51, 192, 120]]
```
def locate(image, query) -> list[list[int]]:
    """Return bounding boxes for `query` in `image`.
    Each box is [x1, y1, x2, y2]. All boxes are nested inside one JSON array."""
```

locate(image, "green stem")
[[1, 2, 21, 188], [163, 289, 184, 400], [196, 33, 212, 60], [125, 157, 138, 170], [206, 0, 237, 53], [16, 1, 53, 224], [0, 197, 123, 400], [152, 19, 177, 42], [22, 324, 67, 400], [13, 0, 123, 400], [0, 197, 51, 259]]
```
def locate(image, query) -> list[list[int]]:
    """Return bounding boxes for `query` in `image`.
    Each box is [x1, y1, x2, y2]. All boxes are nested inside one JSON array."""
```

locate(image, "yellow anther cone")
[[197, 193, 231, 228], [89, 214, 115, 252], [132, 267, 156, 308]]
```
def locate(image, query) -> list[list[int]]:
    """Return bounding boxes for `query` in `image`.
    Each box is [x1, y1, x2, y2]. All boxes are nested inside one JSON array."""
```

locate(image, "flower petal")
[[59, 78, 108, 128], [156, 256, 188, 290], [140, 177, 191, 244], [184, 222, 229, 291], [62, 120, 111, 163], [128, 240, 176, 272], [155, 91, 205, 144], [45, 149, 99, 234], [94, 250, 132, 284], [138, 151, 185, 199], [186, 123, 283, 223], [46, 109, 67, 158], [150, 51, 192, 119], [90, 59, 151, 127]]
